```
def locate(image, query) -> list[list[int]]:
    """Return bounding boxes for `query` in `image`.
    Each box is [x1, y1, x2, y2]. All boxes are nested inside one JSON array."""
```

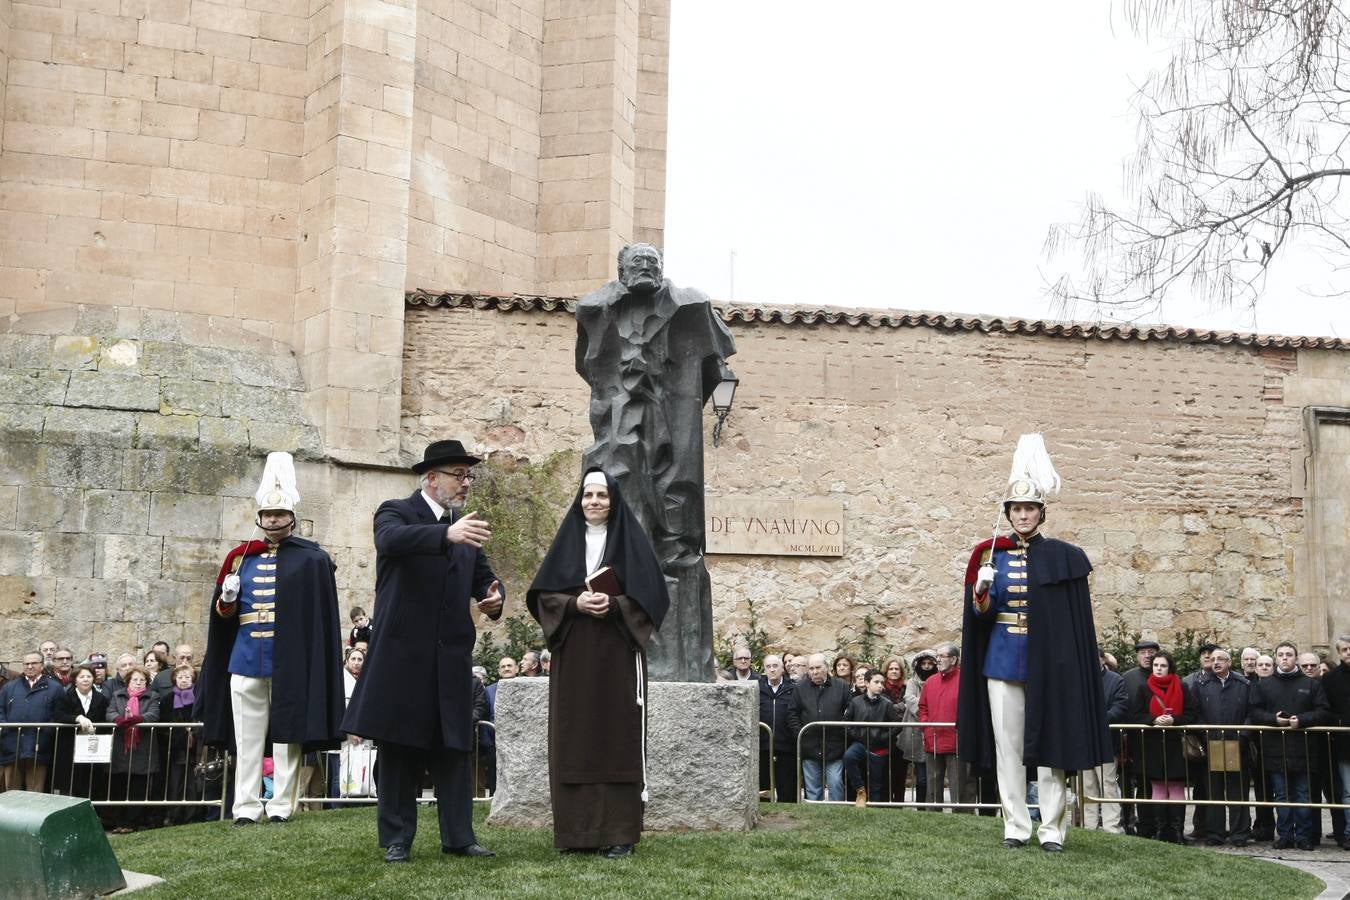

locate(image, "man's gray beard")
[[445, 495, 466, 510], [620, 274, 661, 293]]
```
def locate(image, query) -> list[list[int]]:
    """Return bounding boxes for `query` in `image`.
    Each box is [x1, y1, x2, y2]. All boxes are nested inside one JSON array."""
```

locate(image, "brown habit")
[[535, 591, 653, 849]]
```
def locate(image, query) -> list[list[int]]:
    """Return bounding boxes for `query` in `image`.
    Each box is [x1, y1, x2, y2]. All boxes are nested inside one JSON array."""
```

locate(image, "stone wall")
[[0, 0, 671, 465], [0, 304, 417, 660], [401, 297, 1347, 657]]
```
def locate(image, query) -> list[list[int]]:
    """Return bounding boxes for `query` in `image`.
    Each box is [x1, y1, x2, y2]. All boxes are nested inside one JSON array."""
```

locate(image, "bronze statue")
[[575, 243, 737, 682]]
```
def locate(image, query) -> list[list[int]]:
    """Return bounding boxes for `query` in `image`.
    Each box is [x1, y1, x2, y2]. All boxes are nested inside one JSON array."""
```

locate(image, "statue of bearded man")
[[574, 243, 737, 682]]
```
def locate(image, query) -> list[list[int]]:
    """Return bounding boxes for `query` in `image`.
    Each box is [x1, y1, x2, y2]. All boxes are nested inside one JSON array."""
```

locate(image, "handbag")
[[341, 742, 377, 798], [1181, 732, 1206, 760], [73, 733, 112, 764], [193, 748, 229, 792]]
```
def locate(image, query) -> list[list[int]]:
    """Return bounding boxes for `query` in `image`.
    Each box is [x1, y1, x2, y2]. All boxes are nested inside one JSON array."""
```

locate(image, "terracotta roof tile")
[[405, 290, 1349, 350]]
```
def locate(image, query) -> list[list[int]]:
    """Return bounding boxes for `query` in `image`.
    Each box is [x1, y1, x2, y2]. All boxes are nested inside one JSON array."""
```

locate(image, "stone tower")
[[0, 0, 672, 652]]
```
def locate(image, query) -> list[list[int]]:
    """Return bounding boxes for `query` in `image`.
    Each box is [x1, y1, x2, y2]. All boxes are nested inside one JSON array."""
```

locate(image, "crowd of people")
[[0, 626, 372, 833], [739, 635, 1350, 851], [8, 628, 1349, 850]]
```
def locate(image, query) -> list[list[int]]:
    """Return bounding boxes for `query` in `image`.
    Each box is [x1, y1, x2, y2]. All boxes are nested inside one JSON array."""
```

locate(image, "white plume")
[[1007, 433, 1061, 498], [255, 451, 300, 508]]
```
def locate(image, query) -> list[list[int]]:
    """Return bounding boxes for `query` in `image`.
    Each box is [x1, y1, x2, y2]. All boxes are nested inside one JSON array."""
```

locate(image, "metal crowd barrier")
[[0, 720, 500, 822], [793, 720, 998, 810], [0, 721, 228, 824], [758, 722, 774, 801], [1079, 723, 1350, 813]]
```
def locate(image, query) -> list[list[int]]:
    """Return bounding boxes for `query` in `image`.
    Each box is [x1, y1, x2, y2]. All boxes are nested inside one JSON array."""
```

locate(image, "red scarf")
[[882, 678, 905, 705], [1147, 673, 1183, 719], [119, 686, 146, 751]]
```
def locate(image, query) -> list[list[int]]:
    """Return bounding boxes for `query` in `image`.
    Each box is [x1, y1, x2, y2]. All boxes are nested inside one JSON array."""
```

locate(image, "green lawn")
[[109, 803, 1324, 899]]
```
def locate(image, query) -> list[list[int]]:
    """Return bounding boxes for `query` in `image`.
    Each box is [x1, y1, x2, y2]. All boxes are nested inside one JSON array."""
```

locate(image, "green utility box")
[[0, 791, 127, 899]]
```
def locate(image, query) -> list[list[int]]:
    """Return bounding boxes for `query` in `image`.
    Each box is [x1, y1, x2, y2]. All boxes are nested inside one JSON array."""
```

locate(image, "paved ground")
[[1211, 842, 1350, 899]]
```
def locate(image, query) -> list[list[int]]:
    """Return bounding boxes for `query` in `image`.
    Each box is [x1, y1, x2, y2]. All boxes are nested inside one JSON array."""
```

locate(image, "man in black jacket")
[[787, 653, 849, 801], [758, 654, 795, 802], [1323, 636, 1350, 847], [1193, 648, 1252, 846], [1120, 639, 1159, 837], [343, 440, 504, 864], [1248, 641, 1331, 850]]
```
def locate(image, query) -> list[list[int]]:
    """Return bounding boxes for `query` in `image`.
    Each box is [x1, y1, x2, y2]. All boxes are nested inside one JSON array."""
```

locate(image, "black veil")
[[527, 467, 670, 630]]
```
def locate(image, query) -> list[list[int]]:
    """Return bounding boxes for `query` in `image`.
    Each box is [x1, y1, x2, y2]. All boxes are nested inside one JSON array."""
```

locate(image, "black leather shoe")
[[1295, 839, 1314, 851], [444, 843, 496, 858], [1230, 839, 1248, 848], [601, 844, 634, 859], [1272, 837, 1294, 850], [1205, 837, 1224, 846], [1041, 842, 1063, 853], [385, 844, 411, 863], [268, 816, 288, 824], [1001, 838, 1026, 849], [233, 817, 257, 827]]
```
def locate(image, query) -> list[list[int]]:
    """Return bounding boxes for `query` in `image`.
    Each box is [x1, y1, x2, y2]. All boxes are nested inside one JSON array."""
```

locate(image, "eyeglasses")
[[1300, 663, 1320, 670], [54, 655, 72, 662], [433, 469, 475, 483]]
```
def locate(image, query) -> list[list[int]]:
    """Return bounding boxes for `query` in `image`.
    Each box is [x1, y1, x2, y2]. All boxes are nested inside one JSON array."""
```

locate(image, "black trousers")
[[376, 742, 476, 850], [1207, 770, 1251, 841]]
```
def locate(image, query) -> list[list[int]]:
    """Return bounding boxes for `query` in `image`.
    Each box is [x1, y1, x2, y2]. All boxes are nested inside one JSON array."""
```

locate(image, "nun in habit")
[[527, 468, 670, 858]]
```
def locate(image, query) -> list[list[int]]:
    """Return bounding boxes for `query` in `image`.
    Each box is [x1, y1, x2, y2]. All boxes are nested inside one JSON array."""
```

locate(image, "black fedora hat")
[[412, 439, 481, 474]]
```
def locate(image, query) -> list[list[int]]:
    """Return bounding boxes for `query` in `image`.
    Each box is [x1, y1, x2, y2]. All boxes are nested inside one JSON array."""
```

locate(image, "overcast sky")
[[664, 1, 1345, 340]]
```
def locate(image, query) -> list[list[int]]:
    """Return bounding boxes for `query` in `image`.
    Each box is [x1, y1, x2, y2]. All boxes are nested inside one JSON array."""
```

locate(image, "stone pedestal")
[[487, 678, 759, 831]]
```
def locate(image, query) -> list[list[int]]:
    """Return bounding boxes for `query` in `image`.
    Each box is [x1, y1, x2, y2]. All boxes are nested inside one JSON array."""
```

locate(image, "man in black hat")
[[1122, 639, 1160, 837], [343, 439, 504, 864]]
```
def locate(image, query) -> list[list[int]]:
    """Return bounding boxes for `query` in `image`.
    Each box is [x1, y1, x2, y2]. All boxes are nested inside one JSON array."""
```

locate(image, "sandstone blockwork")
[[403, 296, 1350, 660], [1, 0, 1348, 668]]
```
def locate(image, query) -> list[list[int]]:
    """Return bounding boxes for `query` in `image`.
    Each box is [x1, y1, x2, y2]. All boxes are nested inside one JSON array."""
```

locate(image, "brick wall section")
[[0, 0, 307, 334], [0, 0, 671, 463], [405, 0, 543, 296], [401, 301, 1344, 656], [294, 0, 414, 464], [0, 0, 10, 154], [632, 0, 666, 248], [535, 0, 639, 296]]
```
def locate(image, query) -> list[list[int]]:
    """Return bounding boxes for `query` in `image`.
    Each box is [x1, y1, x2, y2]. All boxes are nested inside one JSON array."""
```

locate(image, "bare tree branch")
[[1047, 0, 1350, 320]]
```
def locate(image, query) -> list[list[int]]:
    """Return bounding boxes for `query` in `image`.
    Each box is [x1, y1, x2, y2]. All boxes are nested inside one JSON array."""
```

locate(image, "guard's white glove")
[[975, 565, 995, 596], [221, 573, 241, 603]]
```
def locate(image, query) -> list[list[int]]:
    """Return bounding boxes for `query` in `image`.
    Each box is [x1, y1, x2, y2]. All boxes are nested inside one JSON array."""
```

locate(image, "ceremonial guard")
[[956, 435, 1111, 852], [199, 452, 344, 824]]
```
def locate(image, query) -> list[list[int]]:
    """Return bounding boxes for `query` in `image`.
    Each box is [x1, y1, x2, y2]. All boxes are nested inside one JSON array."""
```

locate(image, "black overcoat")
[[198, 535, 344, 752], [342, 492, 503, 752], [957, 533, 1112, 773]]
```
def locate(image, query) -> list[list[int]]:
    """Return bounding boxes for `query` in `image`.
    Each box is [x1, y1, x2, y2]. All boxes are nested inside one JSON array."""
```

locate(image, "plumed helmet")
[[255, 451, 299, 514], [1003, 477, 1048, 507], [1001, 434, 1061, 518]]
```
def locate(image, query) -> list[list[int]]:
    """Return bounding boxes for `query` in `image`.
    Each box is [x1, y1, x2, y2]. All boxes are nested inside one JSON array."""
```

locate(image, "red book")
[[585, 566, 623, 596]]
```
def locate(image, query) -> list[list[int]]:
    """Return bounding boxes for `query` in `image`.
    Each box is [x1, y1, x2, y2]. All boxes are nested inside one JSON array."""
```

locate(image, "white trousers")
[[1080, 759, 1123, 833], [987, 678, 1068, 844], [230, 674, 302, 821]]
